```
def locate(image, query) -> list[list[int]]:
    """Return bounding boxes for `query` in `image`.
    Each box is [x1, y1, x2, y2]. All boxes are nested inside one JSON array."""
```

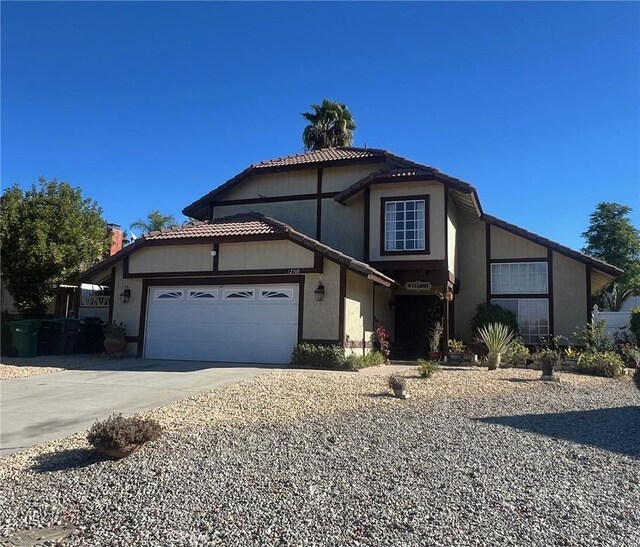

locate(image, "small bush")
[[343, 351, 385, 371], [630, 307, 640, 345], [575, 352, 626, 378], [620, 344, 640, 368], [291, 343, 346, 369], [87, 414, 162, 451], [417, 359, 440, 378], [504, 339, 530, 366], [470, 303, 519, 336], [573, 319, 613, 353]]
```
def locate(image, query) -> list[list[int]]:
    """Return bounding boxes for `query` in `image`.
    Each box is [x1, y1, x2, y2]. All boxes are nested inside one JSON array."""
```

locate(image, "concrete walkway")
[[0, 358, 276, 456]]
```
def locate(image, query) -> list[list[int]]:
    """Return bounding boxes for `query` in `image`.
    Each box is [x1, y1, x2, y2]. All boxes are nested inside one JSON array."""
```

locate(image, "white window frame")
[[492, 298, 550, 345], [490, 262, 548, 295], [153, 289, 184, 301], [187, 288, 219, 301], [384, 199, 426, 252]]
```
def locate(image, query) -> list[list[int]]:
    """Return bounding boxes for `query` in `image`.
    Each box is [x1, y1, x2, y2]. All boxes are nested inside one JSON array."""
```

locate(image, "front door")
[[393, 295, 442, 359]]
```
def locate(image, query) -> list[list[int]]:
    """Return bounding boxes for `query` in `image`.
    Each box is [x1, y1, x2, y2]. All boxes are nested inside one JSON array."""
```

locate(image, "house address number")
[[288, 268, 300, 274]]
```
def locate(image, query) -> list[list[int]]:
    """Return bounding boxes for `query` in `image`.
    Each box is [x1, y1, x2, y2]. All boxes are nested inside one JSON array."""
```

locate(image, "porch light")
[[314, 282, 325, 302], [120, 286, 131, 304]]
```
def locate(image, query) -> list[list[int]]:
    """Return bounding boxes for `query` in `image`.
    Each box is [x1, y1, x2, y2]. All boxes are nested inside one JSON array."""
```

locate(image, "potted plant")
[[87, 414, 162, 459], [476, 323, 516, 370], [103, 321, 127, 356], [563, 346, 581, 369], [538, 348, 562, 380], [417, 359, 440, 379], [447, 339, 465, 363], [428, 321, 443, 361], [388, 375, 409, 399]]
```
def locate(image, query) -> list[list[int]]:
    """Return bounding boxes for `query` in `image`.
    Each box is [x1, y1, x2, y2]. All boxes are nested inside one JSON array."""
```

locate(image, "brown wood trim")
[[442, 298, 450, 355], [379, 195, 430, 256], [138, 275, 306, 358], [123, 256, 130, 278], [125, 267, 320, 279], [316, 168, 323, 240], [125, 336, 139, 343], [489, 292, 550, 299], [209, 202, 214, 221], [301, 339, 341, 346], [586, 265, 592, 323], [212, 243, 219, 272], [485, 223, 491, 303], [370, 259, 446, 271], [364, 186, 370, 262], [108, 267, 116, 323], [142, 234, 286, 246], [313, 254, 323, 272], [212, 191, 339, 208], [444, 189, 449, 276], [548, 248, 554, 336], [489, 257, 549, 263], [338, 266, 347, 345]]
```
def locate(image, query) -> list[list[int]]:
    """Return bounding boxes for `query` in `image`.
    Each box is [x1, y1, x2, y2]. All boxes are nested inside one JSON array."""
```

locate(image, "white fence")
[[78, 295, 110, 323], [593, 305, 631, 338]]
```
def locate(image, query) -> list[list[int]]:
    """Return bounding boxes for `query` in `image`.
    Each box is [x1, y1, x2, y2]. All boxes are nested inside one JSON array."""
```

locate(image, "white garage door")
[[144, 284, 299, 364]]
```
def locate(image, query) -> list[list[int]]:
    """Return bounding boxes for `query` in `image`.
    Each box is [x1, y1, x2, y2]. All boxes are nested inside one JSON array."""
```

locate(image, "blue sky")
[[2, 1, 639, 248]]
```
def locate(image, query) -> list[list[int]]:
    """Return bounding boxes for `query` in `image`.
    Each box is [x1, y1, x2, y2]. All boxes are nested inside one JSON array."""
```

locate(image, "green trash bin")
[[9, 320, 41, 357]]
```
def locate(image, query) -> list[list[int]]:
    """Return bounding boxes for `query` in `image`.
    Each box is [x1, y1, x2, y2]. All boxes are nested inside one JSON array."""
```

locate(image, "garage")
[[144, 284, 299, 364]]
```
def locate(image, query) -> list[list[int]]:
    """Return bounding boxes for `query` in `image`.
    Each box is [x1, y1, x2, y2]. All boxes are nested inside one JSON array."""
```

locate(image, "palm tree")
[[301, 99, 356, 151], [130, 210, 177, 235]]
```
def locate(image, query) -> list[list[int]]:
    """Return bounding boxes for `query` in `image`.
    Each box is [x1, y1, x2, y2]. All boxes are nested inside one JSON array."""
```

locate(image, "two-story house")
[[80, 147, 621, 364]]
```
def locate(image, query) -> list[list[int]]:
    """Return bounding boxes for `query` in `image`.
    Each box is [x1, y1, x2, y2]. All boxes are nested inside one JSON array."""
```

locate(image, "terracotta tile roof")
[[252, 147, 387, 169], [80, 213, 396, 287], [484, 214, 622, 277], [145, 214, 285, 240]]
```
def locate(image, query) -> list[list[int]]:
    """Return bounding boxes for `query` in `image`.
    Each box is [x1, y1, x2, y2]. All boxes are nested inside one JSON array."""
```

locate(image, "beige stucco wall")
[[491, 226, 546, 259], [344, 270, 375, 355], [111, 262, 143, 337], [553, 251, 588, 341], [128, 244, 213, 274], [369, 182, 445, 262], [321, 196, 364, 260], [302, 259, 341, 341], [447, 195, 459, 277], [218, 240, 315, 271], [374, 285, 395, 341], [221, 169, 317, 200], [453, 213, 487, 342], [213, 201, 317, 238], [322, 162, 388, 193]]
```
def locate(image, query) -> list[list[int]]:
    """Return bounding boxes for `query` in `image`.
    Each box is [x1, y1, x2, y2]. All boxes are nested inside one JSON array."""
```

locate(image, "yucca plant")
[[477, 323, 516, 370]]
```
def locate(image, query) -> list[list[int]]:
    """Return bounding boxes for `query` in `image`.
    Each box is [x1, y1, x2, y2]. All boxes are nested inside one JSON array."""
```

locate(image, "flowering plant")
[[371, 323, 391, 363], [104, 321, 126, 338]]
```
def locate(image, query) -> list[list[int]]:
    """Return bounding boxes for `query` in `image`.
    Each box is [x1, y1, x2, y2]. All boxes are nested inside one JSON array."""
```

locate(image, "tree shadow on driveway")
[[477, 406, 640, 459]]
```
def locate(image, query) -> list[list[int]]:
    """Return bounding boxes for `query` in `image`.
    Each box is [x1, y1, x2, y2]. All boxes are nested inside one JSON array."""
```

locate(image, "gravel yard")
[[1, 367, 638, 546], [0, 355, 102, 380]]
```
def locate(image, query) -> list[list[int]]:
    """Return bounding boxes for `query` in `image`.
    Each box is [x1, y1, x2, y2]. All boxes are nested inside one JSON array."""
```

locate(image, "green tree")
[[130, 210, 177, 235], [582, 202, 640, 290], [1, 178, 109, 317], [301, 99, 356, 151]]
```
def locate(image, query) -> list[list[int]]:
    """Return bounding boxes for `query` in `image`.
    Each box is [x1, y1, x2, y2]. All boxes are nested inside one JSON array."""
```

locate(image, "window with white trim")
[[223, 288, 255, 300], [492, 298, 550, 344], [188, 289, 218, 300], [491, 262, 548, 294], [384, 199, 426, 252], [153, 289, 184, 300]]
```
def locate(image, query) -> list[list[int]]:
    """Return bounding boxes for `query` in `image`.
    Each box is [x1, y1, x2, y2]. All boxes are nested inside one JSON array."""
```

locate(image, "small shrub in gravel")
[[290, 343, 346, 369], [343, 351, 385, 371], [504, 339, 530, 367], [87, 414, 162, 451], [417, 359, 440, 378], [575, 352, 626, 378]]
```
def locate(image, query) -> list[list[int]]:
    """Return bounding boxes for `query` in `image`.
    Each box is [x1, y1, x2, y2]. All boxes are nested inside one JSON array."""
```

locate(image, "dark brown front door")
[[393, 295, 442, 359]]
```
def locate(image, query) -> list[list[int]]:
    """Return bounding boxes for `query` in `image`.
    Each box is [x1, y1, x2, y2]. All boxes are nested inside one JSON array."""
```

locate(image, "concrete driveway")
[[0, 358, 276, 456]]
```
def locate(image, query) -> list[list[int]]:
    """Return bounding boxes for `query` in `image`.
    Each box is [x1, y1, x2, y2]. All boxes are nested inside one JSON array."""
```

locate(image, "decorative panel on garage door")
[[144, 284, 298, 364]]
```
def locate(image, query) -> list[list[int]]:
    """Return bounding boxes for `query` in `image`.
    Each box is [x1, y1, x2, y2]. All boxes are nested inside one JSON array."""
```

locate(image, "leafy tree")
[[1, 178, 109, 317], [130, 210, 177, 235], [582, 202, 640, 290], [301, 99, 356, 150]]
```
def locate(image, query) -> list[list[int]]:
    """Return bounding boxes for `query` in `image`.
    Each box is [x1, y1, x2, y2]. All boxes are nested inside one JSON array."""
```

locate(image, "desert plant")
[[417, 359, 440, 378], [574, 352, 625, 378], [343, 351, 385, 371], [505, 339, 530, 366], [573, 317, 613, 352], [448, 339, 465, 353], [290, 343, 346, 369], [470, 303, 519, 336], [477, 323, 516, 370], [429, 321, 444, 353], [87, 414, 162, 451], [630, 307, 640, 345], [388, 374, 408, 397]]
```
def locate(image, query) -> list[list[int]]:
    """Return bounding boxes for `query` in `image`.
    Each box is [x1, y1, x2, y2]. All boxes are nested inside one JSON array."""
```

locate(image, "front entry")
[[393, 295, 442, 359]]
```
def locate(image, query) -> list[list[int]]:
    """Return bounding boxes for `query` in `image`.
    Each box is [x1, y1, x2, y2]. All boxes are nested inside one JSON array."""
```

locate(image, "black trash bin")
[[63, 319, 82, 354], [75, 317, 104, 354], [38, 320, 59, 355]]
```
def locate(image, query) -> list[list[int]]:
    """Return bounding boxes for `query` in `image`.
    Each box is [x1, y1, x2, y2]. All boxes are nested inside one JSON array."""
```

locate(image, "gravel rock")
[[0, 355, 102, 380], [1, 369, 638, 546]]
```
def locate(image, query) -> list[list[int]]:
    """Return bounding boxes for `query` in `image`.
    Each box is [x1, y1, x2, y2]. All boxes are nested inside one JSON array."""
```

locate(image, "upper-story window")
[[490, 262, 548, 294], [382, 196, 429, 254]]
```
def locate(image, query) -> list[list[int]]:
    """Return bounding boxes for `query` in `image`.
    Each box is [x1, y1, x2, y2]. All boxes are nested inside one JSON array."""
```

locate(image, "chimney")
[[106, 223, 124, 256]]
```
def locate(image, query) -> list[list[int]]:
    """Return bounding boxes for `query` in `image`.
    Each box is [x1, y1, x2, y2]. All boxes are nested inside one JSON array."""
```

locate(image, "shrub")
[[575, 352, 626, 378], [477, 323, 516, 369], [87, 414, 162, 451], [343, 351, 385, 371], [291, 343, 346, 369], [371, 324, 391, 362], [504, 339, 530, 366], [630, 307, 640, 345], [428, 321, 443, 353], [620, 344, 640, 369], [573, 319, 613, 352], [448, 339, 465, 353], [417, 359, 440, 378], [470, 303, 519, 337]]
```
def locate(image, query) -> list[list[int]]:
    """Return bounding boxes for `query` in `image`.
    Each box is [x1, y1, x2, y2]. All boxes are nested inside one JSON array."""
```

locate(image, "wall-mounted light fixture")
[[314, 282, 325, 302], [120, 286, 131, 304], [210, 247, 217, 257], [436, 290, 454, 302]]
